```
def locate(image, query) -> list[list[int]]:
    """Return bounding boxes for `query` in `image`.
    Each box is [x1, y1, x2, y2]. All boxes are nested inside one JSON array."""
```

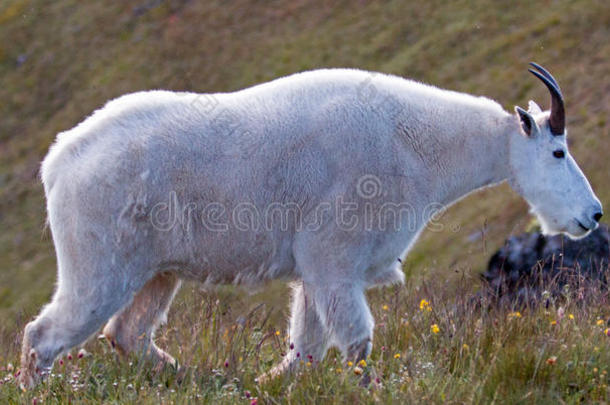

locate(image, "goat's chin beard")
[[561, 228, 591, 240]]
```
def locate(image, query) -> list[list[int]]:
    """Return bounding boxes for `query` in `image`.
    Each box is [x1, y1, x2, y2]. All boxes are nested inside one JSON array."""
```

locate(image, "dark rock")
[[481, 224, 609, 305]]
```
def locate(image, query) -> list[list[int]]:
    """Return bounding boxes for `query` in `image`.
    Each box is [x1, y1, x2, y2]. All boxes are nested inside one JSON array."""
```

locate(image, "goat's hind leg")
[[103, 271, 181, 370], [18, 266, 139, 388]]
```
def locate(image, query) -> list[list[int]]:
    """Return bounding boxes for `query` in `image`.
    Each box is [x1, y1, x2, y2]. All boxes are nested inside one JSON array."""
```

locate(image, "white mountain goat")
[[19, 63, 602, 387]]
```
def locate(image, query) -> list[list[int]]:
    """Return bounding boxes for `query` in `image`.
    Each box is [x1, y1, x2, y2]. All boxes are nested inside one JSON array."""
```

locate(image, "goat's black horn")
[[528, 62, 565, 135]]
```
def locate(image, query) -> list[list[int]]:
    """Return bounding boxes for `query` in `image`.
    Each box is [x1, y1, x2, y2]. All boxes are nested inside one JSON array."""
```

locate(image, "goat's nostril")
[[593, 212, 603, 222]]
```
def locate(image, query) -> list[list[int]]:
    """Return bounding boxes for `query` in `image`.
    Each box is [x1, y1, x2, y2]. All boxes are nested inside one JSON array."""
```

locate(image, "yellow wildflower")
[[358, 359, 367, 367], [347, 361, 353, 367], [550, 320, 557, 326], [382, 304, 389, 311], [604, 328, 610, 337], [275, 330, 281, 336], [596, 319, 605, 326], [336, 368, 343, 374], [568, 314, 575, 320], [431, 324, 440, 334], [508, 311, 522, 319], [419, 299, 431, 311], [462, 344, 469, 351], [394, 353, 401, 359]]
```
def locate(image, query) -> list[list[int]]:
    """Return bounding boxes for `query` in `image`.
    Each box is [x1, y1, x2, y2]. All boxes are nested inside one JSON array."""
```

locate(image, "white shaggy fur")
[[19, 68, 602, 387]]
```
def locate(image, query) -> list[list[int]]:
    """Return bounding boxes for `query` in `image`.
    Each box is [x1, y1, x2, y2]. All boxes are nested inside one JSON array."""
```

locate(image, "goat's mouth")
[[575, 219, 590, 232], [575, 217, 599, 232]]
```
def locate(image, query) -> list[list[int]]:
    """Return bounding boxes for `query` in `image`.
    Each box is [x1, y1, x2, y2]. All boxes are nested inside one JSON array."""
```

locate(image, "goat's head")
[[508, 62, 602, 239]]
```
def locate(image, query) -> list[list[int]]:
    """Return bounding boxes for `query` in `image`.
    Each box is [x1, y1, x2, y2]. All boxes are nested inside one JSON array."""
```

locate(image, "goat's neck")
[[399, 108, 515, 208], [441, 114, 514, 207]]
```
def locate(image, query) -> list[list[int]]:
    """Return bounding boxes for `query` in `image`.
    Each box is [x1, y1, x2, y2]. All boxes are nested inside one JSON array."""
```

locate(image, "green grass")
[[0, 0, 609, 403], [2, 279, 610, 403]]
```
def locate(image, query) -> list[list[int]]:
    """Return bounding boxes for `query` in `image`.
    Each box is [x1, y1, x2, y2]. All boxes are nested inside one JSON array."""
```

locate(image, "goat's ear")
[[527, 100, 542, 114], [515, 106, 538, 137]]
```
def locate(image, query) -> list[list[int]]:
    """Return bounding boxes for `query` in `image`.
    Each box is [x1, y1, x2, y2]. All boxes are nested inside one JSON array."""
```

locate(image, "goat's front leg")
[[317, 285, 373, 360], [258, 281, 330, 383], [259, 280, 375, 385], [289, 280, 375, 386], [312, 282, 374, 386], [257, 221, 385, 386]]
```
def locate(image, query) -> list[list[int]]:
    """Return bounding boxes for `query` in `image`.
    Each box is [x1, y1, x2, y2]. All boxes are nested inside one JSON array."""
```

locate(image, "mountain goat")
[[19, 63, 602, 387]]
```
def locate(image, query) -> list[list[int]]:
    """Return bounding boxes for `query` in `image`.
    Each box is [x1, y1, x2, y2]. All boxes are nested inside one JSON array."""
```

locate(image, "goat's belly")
[[163, 231, 298, 285]]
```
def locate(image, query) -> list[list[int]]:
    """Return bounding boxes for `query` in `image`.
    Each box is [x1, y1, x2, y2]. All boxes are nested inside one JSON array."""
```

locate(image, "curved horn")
[[529, 62, 559, 89], [528, 62, 565, 135]]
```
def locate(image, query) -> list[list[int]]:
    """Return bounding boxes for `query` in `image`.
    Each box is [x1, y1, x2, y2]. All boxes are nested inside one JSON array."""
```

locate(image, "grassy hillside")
[[0, 0, 608, 403]]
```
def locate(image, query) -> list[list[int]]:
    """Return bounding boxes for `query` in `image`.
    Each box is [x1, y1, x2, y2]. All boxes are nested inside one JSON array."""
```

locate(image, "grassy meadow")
[[0, 0, 609, 403]]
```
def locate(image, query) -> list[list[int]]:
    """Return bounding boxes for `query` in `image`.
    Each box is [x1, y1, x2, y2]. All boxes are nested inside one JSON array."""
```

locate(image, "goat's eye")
[[553, 150, 565, 159]]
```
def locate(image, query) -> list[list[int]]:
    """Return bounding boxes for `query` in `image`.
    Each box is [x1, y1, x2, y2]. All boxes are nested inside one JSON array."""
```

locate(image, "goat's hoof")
[[257, 359, 294, 384], [16, 368, 39, 391], [256, 369, 279, 385]]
